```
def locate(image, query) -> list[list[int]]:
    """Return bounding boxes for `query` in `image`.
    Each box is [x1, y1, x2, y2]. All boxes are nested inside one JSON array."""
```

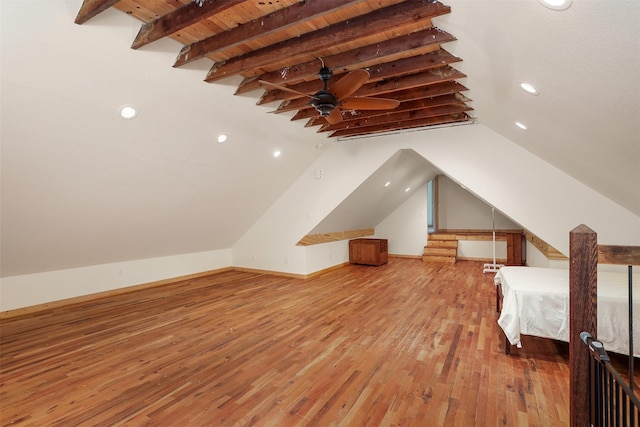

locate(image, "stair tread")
[[428, 234, 457, 240], [423, 248, 457, 255], [423, 255, 456, 264], [425, 240, 458, 249]]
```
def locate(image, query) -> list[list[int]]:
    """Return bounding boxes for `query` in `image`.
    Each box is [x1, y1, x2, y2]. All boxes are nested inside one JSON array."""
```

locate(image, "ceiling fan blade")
[[325, 108, 343, 125], [258, 80, 315, 99], [341, 97, 400, 111], [328, 69, 370, 100]]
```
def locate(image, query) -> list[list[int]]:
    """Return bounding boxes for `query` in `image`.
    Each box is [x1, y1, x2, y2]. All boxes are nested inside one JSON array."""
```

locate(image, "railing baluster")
[[592, 358, 596, 423], [581, 332, 640, 427], [604, 366, 609, 426], [628, 265, 634, 394], [613, 383, 621, 427]]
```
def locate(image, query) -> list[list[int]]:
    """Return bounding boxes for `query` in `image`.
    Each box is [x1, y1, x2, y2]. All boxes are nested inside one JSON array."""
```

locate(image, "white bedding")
[[495, 267, 640, 357]]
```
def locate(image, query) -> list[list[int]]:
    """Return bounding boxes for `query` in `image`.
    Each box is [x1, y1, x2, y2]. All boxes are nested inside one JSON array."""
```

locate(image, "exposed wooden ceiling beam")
[[328, 113, 471, 138], [257, 50, 461, 105], [76, 0, 471, 139], [204, 0, 451, 82], [356, 66, 467, 97], [300, 94, 469, 125], [270, 67, 466, 114], [131, 0, 246, 50], [318, 104, 472, 133], [300, 94, 471, 126], [74, 0, 120, 24], [173, 0, 363, 67], [379, 81, 470, 104], [279, 81, 470, 116], [235, 27, 457, 94]]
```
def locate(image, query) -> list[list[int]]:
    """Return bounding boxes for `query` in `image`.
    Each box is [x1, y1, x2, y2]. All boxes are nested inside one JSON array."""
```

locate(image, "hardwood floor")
[[0, 259, 575, 426]]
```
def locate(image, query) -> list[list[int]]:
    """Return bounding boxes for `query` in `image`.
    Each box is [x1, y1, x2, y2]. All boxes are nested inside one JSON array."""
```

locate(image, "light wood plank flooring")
[[1, 259, 577, 426]]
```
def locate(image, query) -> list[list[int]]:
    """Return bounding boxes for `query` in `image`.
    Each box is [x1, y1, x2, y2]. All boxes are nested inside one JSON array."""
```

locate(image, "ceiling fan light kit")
[[310, 67, 338, 117], [312, 95, 338, 117]]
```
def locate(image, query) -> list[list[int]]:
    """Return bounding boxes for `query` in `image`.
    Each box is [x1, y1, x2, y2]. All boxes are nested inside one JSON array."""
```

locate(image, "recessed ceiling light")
[[119, 105, 137, 119], [520, 82, 539, 95], [217, 134, 228, 143], [405, 187, 411, 192], [273, 150, 281, 158], [385, 181, 391, 187], [538, 0, 572, 10], [515, 121, 528, 130]]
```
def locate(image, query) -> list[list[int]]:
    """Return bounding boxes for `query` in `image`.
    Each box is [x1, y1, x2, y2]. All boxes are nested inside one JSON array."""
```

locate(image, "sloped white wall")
[[438, 174, 521, 262], [437, 175, 520, 230], [4, 123, 637, 311], [525, 242, 568, 269], [232, 142, 399, 273], [410, 126, 640, 252], [234, 124, 639, 275], [0, 249, 231, 312]]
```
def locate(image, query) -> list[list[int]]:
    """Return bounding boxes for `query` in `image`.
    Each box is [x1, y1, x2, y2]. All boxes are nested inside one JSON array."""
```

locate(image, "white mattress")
[[495, 266, 640, 357]]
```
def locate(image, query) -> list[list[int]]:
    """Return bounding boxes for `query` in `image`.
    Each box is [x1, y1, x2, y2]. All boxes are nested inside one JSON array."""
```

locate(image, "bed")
[[495, 266, 640, 357]]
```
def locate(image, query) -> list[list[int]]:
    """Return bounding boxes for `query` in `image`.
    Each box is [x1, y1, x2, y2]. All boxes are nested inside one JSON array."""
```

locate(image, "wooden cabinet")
[[349, 238, 388, 266], [506, 232, 525, 266]]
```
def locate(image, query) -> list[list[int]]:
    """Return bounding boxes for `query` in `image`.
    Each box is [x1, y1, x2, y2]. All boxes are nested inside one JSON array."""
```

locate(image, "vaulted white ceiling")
[[1, 0, 638, 277]]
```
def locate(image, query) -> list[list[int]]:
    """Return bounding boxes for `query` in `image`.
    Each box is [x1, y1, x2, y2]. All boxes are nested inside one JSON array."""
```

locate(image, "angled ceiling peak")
[[75, 0, 473, 139]]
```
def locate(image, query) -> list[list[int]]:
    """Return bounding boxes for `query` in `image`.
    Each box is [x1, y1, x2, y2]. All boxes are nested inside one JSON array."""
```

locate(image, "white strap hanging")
[[483, 207, 505, 273]]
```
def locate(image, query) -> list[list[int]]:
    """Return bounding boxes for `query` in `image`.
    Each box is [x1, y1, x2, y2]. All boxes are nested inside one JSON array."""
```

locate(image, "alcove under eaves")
[[307, 148, 523, 242], [308, 149, 438, 235]]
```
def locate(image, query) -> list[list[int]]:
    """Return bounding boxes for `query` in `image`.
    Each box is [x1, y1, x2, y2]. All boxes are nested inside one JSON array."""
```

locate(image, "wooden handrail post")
[[569, 224, 598, 427]]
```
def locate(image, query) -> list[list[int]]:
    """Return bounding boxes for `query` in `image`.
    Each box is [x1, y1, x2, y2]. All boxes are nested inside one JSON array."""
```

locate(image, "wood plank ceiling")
[[75, 0, 473, 139]]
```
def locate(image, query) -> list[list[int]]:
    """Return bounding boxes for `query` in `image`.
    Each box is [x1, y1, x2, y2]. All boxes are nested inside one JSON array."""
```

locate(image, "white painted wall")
[[412, 126, 639, 252], [4, 123, 638, 311], [457, 240, 507, 262], [0, 249, 231, 312], [437, 175, 520, 230], [236, 124, 639, 275], [233, 141, 397, 273], [304, 240, 350, 274], [437, 174, 520, 262], [525, 242, 568, 269], [375, 183, 429, 257]]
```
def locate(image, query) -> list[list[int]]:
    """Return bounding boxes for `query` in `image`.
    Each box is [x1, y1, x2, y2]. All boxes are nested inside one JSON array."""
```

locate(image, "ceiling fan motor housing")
[[312, 90, 338, 116]]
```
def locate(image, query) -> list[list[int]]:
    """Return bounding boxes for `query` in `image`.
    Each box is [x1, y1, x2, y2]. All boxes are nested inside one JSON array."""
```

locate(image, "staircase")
[[423, 233, 458, 264]]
